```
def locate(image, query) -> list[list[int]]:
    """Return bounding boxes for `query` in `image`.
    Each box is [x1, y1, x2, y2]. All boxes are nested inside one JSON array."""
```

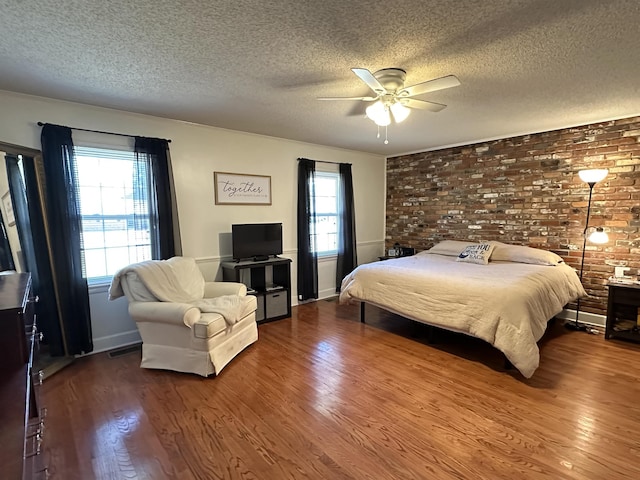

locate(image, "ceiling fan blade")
[[317, 96, 377, 101], [351, 68, 387, 95], [398, 75, 461, 98], [402, 98, 447, 112]]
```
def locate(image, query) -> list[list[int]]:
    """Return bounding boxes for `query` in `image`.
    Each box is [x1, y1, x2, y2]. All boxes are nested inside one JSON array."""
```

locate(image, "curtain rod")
[[298, 157, 351, 166], [37, 122, 172, 143]]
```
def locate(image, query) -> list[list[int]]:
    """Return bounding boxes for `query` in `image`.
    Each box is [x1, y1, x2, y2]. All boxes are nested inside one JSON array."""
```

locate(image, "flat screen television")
[[232, 223, 283, 261]]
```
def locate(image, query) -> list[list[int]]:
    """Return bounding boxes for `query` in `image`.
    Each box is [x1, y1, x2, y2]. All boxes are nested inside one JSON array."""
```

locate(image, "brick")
[[622, 129, 640, 137]]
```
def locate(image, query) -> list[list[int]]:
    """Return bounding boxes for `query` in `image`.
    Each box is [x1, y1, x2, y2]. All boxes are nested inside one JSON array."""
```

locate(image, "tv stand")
[[221, 257, 291, 323]]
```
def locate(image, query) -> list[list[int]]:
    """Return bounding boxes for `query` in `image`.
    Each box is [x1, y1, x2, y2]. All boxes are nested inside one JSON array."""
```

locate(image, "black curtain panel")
[[134, 137, 182, 259], [6, 153, 66, 355], [40, 124, 93, 355], [335, 163, 357, 292], [297, 158, 318, 301]]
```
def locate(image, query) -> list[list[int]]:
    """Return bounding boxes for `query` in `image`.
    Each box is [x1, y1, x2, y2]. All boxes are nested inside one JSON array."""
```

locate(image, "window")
[[75, 146, 152, 284], [312, 171, 339, 255]]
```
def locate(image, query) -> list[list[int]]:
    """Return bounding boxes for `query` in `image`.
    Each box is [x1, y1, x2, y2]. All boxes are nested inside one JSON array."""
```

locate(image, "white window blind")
[[74, 146, 152, 284], [312, 171, 339, 255]]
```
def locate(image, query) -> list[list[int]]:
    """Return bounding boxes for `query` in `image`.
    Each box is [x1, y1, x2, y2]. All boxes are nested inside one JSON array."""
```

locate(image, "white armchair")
[[109, 257, 258, 377]]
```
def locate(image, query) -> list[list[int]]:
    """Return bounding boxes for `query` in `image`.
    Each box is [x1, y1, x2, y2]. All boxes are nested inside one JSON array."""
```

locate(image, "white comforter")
[[339, 252, 586, 378]]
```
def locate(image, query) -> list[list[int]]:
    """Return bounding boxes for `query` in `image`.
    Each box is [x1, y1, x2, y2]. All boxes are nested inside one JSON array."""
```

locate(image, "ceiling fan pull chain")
[[376, 124, 380, 139], [384, 125, 389, 145]]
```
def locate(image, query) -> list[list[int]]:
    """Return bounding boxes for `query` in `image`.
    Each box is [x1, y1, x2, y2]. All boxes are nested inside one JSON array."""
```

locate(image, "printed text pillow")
[[455, 243, 495, 265]]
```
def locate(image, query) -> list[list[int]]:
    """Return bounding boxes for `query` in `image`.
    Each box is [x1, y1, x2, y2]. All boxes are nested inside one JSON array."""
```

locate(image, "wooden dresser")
[[0, 273, 47, 479]]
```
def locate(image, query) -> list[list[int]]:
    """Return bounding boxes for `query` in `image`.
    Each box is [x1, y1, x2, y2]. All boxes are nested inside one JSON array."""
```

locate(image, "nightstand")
[[605, 281, 640, 343]]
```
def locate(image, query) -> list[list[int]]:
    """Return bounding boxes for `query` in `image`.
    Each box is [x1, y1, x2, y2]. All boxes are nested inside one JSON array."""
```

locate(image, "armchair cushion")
[[194, 295, 257, 326]]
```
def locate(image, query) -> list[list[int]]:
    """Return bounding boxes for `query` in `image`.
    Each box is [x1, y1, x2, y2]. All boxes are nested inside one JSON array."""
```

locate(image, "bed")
[[339, 240, 587, 378]]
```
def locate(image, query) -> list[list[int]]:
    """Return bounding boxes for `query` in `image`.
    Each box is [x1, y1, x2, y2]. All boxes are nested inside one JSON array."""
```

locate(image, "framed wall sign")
[[1, 191, 15, 226], [214, 172, 272, 205]]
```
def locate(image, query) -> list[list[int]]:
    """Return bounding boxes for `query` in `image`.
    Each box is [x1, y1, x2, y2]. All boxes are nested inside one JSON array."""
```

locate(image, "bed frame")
[[359, 301, 520, 370]]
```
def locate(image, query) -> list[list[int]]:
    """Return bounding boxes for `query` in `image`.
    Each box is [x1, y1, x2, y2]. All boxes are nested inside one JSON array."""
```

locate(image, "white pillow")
[[427, 240, 479, 257], [490, 242, 563, 266], [455, 243, 495, 265]]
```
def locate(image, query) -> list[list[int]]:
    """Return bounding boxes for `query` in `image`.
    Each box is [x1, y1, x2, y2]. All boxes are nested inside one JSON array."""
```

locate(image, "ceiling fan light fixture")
[[390, 102, 410, 123], [366, 101, 391, 126], [322, 67, 461, 143]]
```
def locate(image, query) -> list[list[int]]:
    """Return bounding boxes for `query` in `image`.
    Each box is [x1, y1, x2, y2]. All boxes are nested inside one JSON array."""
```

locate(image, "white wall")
[[0, 90, 386, 352]]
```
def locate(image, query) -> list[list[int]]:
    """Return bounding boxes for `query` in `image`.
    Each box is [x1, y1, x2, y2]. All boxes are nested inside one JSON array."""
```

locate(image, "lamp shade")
[[588, 227, 609, 244], [390, 102, 411, 123], [366, 101, 391, 126], [578, 169, 608, 184]]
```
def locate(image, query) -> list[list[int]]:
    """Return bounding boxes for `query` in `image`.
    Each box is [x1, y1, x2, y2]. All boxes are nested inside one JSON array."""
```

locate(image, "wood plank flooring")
[[41, 300, 640, 479]]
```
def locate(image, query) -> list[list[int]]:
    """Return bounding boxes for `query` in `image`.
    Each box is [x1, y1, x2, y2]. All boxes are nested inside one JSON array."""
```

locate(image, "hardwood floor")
[[41, 300, 640, 479]]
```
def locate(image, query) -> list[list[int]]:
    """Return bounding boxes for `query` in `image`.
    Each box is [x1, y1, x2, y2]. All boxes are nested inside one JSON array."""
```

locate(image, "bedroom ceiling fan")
[[318, 68, 460, 143]]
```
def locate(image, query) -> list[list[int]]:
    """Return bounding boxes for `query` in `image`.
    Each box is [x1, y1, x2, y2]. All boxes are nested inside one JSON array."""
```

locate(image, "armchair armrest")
[[129, 301, 201, 327], [204, 282, 247, 297]]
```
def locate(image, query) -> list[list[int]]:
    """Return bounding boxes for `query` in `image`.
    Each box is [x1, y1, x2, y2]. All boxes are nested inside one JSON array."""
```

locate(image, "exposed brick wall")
[[386, 117, 640, 316]]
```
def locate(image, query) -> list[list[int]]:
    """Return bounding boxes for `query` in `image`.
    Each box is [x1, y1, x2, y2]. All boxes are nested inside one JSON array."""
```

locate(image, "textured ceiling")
[[1, 0, 639, 156]]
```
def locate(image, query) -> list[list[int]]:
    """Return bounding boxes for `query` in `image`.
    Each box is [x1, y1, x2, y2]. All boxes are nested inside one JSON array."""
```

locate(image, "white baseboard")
[[556, 308, 606, 327], [90, 330, 142, 355], [318, 287, 338, 300]]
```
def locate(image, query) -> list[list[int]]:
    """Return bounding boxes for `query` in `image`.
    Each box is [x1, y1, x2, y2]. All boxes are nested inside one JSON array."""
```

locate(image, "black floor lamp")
[[566, 168, 609, 332]]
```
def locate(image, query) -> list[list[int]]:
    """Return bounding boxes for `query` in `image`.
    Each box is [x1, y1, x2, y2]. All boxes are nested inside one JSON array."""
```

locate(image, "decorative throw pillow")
[[490, 242, 564, 266], [426, 240, 479, 257], [455, 243, 495, 265]]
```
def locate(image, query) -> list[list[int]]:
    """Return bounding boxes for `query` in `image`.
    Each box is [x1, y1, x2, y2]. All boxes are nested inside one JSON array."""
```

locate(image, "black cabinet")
[[221, 257, 292, 323], [605, 281, 640, 342]]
